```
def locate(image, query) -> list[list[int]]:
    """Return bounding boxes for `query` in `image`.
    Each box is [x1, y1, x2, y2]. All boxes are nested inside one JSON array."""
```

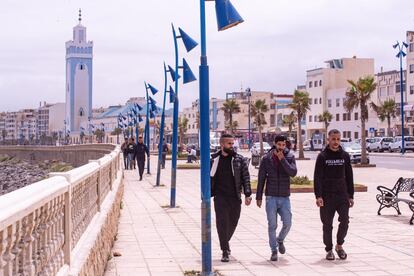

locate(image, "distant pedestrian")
[[121, 137, 128, 169], [135, 135, 149, 180], [187, 147, 197, 163], [161, 139, 169, 169], [126, 138, 136, 170], [314, 129, 354, 261], [256, 135, 297, 261], [210, 134, 252, 262]]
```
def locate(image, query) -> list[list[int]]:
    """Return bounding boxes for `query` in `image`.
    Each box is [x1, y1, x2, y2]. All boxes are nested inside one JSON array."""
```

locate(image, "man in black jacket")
[[256, 135, 297, 261], [210, 134, 251, 262], [126, 138, 136, 170], [314, 129, 354, 261], [135, 135, 149, 181]]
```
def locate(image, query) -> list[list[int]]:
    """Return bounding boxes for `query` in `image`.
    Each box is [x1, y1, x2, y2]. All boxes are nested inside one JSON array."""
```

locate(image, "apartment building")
[[306, 57, 378, 140]]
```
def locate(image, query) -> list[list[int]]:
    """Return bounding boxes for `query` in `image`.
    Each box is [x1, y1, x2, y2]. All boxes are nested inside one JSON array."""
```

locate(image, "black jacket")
[[256, 149, 297, 200], [135, 142, 149, 160], [210, 150, 252, 200], [313, 146, 354, 199], [126, 143, 136, 154]]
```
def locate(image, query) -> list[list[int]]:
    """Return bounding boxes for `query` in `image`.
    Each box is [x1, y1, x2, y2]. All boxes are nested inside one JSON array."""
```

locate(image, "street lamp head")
[[403, 42, 409, 48], [178, 27, 198, 52], [168, 65, 181, 82], [393, 42, 399, 49], [215, 0, 244, 31], [169, 86, 176, 103], [147, 83, 159, 95], [182, 58, 197, 84]]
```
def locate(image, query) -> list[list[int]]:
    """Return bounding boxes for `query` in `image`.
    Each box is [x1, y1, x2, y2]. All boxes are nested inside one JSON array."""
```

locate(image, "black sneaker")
[[221, 251, 229, 262], [335, 248, 347, 260], [278, 241, 286, 254], [270, 251, 278, 261], [326, 250, 335, 261]]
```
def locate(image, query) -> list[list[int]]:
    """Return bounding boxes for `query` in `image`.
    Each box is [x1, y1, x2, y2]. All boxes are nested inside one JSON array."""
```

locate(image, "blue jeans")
[[265, 196, 292, 252]]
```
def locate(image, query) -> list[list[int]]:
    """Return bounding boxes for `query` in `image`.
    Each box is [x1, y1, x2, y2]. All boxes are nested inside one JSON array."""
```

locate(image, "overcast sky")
[[1, 0, 414, 112]]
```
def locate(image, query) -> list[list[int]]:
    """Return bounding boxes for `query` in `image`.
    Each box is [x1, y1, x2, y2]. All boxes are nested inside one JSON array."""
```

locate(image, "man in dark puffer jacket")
[[256, 135, 297, 262], [210, 134, 251, 262]]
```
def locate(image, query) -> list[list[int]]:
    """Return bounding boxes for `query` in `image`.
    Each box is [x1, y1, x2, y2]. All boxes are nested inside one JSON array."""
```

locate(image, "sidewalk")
[[105, 158, 414, 276]]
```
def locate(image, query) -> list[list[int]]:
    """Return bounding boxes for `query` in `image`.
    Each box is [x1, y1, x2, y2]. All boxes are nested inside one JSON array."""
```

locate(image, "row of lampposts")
[[140, 1, 244, 275]]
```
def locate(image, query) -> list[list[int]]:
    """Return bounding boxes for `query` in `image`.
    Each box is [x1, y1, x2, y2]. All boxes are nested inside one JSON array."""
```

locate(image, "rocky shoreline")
[[0, 155, 73, 196]]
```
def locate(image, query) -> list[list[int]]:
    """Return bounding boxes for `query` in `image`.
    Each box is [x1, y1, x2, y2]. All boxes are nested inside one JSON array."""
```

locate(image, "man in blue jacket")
[[256, 135, 297, 261]]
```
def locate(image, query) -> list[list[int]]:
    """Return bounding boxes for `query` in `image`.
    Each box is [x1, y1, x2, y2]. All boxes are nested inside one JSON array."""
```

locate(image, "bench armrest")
[[377, 185, 397, 198]]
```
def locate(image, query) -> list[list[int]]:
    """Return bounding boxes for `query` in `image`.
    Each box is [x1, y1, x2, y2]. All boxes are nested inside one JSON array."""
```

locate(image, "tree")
[[79, 131, 85, 144], [112, 127, 123, 144], [250, 99, 268, 156], [288, 90, 310, 159], [371, 99, 397, 137], [318, 111, 333, 143], [178, 116, 189, 151], [221, 99, 241, 134], [1, 129, 7, 144], [283, 111, 297, 139], [94, 129, 105, 143], [344, 76, 377, 164]]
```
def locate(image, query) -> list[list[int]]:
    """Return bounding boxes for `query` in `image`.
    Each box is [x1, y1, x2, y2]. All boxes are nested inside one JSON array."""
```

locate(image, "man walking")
[[210, 134, 251, 262], [121, 137, 129, 169], [256, 135, 297, 261], [135, 135, 149, 180], [161, 139, 168, 169], [126, 137, 136, 170], [314, 129, 354, 261]]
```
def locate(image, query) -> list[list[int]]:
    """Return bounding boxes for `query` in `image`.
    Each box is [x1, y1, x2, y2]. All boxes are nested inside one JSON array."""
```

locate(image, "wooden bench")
[[376, 177, 414, 225]]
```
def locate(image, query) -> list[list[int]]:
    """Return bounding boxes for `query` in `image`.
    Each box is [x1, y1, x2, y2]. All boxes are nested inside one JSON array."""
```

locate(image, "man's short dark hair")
[[328, 129, 340, 136], [220, 133, 234, 143], [274, 135, 287, 143]]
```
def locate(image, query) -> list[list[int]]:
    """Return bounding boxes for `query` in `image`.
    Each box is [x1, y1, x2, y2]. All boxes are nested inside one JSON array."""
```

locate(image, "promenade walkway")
[[105, 156, 414, 276]]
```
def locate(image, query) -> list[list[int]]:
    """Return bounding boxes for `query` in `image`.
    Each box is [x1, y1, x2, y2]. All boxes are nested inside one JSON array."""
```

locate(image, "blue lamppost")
[[246, 87, 252, 149], [144, 82, 158, 174], [198, 0, 244, 274], [170, 25, 198, 207], [393, 41, 408, 154], [156, 63, 177, 187]]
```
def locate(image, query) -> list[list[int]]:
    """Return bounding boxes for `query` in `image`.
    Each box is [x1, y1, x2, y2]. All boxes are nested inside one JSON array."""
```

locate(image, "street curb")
[[369, 153, 414, 159]]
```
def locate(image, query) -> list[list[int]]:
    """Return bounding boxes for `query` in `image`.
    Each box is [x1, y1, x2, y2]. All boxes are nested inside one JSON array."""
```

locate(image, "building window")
[[410, 43, 414, 52], [319, 80, 322, 86], [309, 81, 313, 88], [411, 85, 414, 95], [342, 98, 346, 106], [355, 112, 358, 121], [314, 115, 318, 122], [410, 64, 414, 73], [396, 81, 406, 92], [319, 98, 322, 104], [314, 98, 318, 104], [343, 113, 347, 121], [79, 108, 84, 117], [343, 131, 347, 138], [379, 87, 386, 97], [79, 64, 85, 70], [309, 115, 312, 122], [328, 99, 332, 108], [336, 114, 340, 121], [314, 81, 318, 87], [309, 98, 312, 105], [336, 98, 340, 107]]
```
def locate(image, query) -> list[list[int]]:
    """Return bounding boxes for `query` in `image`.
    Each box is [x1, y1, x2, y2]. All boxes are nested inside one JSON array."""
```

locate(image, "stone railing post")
[[89, 160, 102, 212]]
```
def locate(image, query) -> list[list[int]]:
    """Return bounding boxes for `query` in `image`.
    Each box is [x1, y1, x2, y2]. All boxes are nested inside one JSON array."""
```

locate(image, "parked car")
[[367, 137, 394, 152], [250, 142, 272, 155], [340, 138, 351, 143], [341, 142, 370, 164], [210, 137, 220, 152], [303, 139, 311, 151], [357, 137, 376, 150], [389, 136, 414, 152]]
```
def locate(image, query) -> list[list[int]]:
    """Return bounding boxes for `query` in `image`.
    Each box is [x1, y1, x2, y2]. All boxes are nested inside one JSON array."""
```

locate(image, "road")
[[298, 150, 414, 171]]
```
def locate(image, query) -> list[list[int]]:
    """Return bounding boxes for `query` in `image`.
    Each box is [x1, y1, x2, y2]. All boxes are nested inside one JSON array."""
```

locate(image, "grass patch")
[[184, 270, 223, 276], [177, 163, 200, 169], [49, 163, 73, 172], [0, 154, 12, 162], [250, 179, 367, 193]]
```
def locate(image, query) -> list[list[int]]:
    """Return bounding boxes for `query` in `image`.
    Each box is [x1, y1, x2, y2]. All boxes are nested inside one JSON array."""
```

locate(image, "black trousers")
[[162, 153, 166, 169], [320, 193, 350, 252], [137, 158, 145, 178], [214, 196, 241, 252], [123, 153, 128, 169]]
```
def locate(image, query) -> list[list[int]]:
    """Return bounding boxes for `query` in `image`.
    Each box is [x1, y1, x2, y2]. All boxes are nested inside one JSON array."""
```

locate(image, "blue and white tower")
[[65, 9, 93, 133]]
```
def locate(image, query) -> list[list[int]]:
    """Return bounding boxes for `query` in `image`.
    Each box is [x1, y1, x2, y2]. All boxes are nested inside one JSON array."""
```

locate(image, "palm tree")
[[288, 90, 310, 159], [178, 116, 189, 151], [250, 99, 268, 156], [222, 99, 241, 134], [80, 131, 85, 144], [318, 111, 333, 143], [283, 111, 297, 139], [94, 129, 105, 143], [112, 127, 123, 144], [344, 76, 377, 164], [1, 129, 7, 144], [371, 99, 397, 137]]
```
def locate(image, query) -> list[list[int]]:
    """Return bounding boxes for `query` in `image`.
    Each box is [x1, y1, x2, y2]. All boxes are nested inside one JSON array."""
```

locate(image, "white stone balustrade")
[[0, 145, 123, 276]]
